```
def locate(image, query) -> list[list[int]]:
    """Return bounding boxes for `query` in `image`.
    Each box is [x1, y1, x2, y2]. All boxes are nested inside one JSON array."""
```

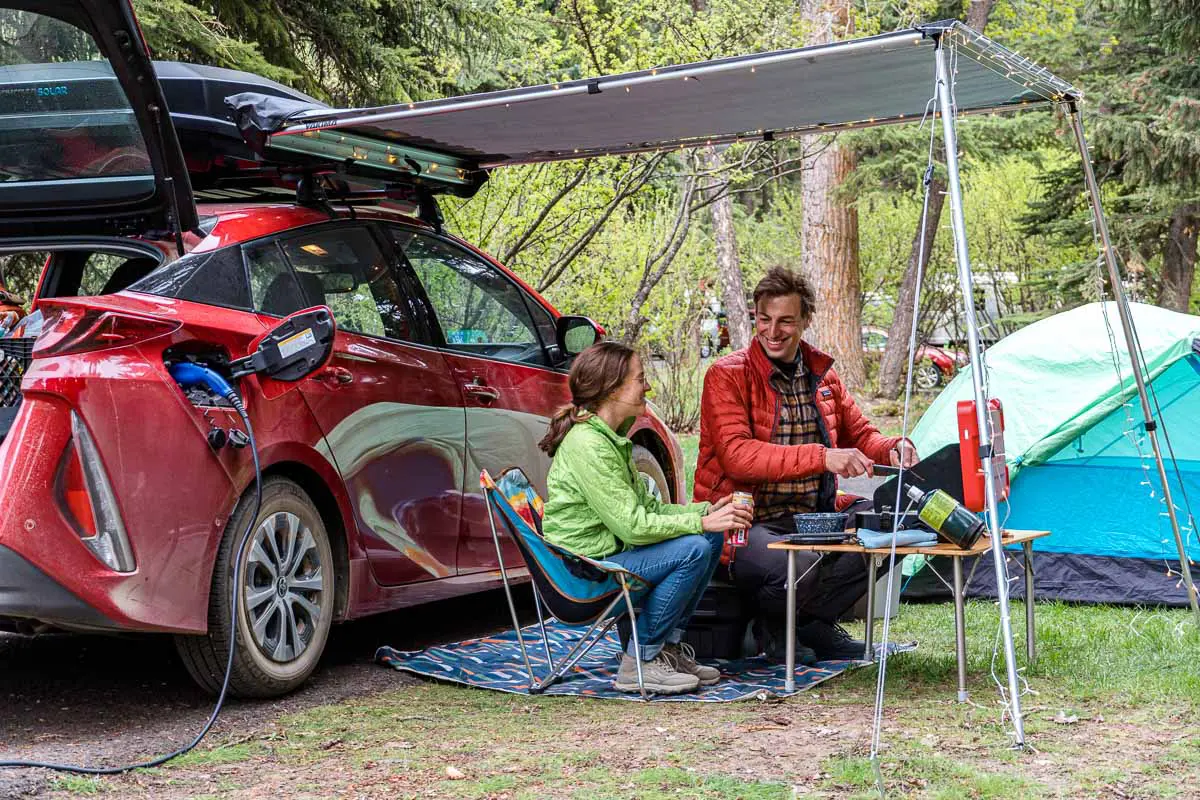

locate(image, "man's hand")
[[825, 448, 874, 478], [889, 440, 919, 468]]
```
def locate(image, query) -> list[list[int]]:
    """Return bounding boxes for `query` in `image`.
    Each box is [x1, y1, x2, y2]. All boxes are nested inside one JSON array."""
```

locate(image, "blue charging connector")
[[168, 361, 238, 401]]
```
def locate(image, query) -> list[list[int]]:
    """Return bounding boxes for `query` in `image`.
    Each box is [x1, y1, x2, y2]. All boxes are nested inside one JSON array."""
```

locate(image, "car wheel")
[[632, 444, 671, 503], [175, 477, 335, 698], [914, 361, 942, 391]]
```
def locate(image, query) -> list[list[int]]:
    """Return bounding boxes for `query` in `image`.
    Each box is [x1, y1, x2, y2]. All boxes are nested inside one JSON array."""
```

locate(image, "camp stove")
[[857, 443, 967, 532]]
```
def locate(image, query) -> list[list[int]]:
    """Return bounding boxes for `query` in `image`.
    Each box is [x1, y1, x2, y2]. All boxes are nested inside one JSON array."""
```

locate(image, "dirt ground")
[[0, 591, 527, 798]]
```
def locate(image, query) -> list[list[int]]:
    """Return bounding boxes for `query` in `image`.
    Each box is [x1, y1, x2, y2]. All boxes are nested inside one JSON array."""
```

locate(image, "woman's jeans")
[[608, 532, 724, 661]]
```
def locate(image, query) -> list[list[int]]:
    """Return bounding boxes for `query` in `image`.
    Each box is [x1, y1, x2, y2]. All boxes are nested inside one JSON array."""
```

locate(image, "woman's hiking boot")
[[613, 653, 700, 694], [662, 642, 721, 686]]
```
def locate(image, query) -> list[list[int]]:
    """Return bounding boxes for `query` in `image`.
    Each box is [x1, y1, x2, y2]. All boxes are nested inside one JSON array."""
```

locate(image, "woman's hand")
[[701, 495, 754, 533]]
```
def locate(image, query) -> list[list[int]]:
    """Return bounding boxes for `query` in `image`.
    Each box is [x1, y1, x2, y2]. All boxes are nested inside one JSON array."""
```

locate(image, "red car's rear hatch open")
[[0, 1, 197, 241]]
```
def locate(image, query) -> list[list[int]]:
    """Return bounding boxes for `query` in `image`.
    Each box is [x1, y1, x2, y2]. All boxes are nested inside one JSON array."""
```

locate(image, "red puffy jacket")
[[693, 339, 900, 558]]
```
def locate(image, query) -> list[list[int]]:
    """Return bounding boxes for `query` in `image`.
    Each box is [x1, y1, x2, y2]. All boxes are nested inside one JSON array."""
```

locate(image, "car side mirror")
[[557, 315, 602, 357], [233, 306, 336, 399]]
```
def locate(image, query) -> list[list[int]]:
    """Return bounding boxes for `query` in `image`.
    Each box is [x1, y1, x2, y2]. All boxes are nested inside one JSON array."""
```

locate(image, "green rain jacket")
[[543, 415, 711, 559]]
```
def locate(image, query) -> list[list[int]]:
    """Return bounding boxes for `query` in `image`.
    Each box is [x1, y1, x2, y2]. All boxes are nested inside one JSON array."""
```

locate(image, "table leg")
[[863, 554, 878, 662], [1023, 541, 1036, 665], [785, 549, 796, 692], [952, 556, 968, 703]]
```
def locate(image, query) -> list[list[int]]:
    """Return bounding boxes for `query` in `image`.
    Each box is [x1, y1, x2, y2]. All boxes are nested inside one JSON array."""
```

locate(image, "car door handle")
[[315, 366, 354, 387], [463, 380, 500, 403]]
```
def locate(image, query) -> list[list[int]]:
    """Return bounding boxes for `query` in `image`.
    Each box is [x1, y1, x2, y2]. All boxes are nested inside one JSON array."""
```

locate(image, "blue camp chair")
[[480, 468, 651, 697]]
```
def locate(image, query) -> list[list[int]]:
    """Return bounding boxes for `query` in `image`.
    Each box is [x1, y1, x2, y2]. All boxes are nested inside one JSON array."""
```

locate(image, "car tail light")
[[33, 306, 179, 358], [55, 412, 136, 573]]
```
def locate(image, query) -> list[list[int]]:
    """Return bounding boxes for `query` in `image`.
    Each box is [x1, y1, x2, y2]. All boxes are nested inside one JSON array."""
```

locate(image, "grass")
[[49, 775, 105, 795]]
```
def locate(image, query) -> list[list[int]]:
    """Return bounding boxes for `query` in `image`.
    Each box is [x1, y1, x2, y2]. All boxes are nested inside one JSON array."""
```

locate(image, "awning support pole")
[[1068, 106, 1200, 622], [933, 37, 1027, 746]]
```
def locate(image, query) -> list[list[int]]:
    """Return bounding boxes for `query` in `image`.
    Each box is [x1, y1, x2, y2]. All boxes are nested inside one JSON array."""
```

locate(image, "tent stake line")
[[1068, 107, 1200, 622], [934, 37, 1027, 747]]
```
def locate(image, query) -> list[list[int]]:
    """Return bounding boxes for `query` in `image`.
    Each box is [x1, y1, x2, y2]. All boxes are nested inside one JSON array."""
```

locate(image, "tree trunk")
[[879, 178, 946, 398], [700, 146, 752, 351], [876, 0, 994, 399], [799, 0, 865, 390], [1158, 203, 1198, 312], [965, 0, 994, 30]]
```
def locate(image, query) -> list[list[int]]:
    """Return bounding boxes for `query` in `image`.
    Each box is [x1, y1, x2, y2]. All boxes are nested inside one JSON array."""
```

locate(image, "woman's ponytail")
[[539, 405, 588, 457], [539, 341, 635, 458]]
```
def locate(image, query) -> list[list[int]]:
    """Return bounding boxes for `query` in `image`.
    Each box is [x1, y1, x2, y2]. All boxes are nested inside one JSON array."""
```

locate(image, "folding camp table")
[[768, 530, 1049, 701]]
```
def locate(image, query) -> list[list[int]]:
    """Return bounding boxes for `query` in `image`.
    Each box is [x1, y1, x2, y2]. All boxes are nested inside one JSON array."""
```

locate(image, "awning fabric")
[[258, 20, 1077, 170]]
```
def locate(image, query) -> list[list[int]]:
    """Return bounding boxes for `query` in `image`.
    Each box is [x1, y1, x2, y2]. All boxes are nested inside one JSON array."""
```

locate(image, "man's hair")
[[753, 266, 815, 319]]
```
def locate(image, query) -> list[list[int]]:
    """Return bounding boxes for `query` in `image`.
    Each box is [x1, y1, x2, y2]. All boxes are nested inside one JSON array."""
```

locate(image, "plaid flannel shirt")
[[753, 359, 824, 522]]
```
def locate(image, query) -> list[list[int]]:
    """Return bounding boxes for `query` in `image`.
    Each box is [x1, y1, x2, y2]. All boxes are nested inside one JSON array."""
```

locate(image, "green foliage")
[[135, 0, 513, 104], [1020, 0, 1200, 310]]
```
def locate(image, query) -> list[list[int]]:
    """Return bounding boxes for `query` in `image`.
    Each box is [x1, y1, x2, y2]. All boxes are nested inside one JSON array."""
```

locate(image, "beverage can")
[[729, 491, 754, 547]]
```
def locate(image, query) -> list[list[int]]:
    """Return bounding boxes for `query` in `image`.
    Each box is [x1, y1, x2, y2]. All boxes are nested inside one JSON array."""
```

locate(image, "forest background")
[[7, 0, 1198, 430]]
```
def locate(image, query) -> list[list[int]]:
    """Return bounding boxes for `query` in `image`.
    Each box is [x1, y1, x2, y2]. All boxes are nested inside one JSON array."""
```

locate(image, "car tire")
[[632, 444, 671, 503], [914, 361, 942, 391], [175, 477, 335, 698]]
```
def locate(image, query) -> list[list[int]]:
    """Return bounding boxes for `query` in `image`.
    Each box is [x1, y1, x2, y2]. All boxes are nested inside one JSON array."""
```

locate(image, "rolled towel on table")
[[856, 529, 938, 549]]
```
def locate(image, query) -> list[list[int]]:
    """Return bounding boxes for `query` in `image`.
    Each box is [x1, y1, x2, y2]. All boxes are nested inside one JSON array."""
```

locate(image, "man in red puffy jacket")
[[694, 266, 917, 661]]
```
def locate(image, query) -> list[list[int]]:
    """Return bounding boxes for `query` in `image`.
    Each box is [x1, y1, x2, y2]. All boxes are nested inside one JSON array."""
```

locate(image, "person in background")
[[540, 341, 753, 694], [694, 267, 918, 661], [0, 284, 25, 336]]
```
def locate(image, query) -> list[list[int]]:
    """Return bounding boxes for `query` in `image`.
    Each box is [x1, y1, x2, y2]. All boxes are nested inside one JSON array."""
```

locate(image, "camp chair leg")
[[484, 489, 538, 691], [531, 583, 555, 671], [618, 576, 648, 701], [534, 596, 625, 692]]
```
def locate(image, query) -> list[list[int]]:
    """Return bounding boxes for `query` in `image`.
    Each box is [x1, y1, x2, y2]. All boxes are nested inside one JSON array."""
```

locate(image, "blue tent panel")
[[1001, 356, 1200, 563]]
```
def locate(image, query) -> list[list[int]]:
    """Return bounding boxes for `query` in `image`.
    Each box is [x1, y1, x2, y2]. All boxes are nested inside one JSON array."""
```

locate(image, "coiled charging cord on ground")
[[0, 363, 260, 776]]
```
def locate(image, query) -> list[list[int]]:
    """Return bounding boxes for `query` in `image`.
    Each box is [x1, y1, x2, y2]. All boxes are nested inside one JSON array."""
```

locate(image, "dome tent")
[[907, 302, 1200, 605]]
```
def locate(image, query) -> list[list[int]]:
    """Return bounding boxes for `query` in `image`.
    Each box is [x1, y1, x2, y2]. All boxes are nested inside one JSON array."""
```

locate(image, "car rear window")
[[0, 10, 152, 186]]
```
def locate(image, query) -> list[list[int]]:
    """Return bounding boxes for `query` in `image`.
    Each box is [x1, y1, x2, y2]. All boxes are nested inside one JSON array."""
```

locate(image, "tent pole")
[[933, 38, 1027, 746], [1067, 106, 1200, 621]]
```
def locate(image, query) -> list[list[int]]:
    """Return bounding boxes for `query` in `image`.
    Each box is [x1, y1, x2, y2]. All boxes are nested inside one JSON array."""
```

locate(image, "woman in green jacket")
[[540, 342, 752, 694]]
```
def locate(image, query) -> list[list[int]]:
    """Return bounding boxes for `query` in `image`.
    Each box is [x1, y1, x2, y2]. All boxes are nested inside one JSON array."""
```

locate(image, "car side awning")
[[247, 20, 1077, 171]]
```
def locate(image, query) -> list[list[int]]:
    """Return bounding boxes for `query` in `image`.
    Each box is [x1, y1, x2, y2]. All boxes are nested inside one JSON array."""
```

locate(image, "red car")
[[861, 326, 966, 390], [0, 1, 683, 697]]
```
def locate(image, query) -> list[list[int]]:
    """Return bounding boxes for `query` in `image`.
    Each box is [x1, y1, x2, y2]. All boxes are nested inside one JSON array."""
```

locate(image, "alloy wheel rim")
[[916, 364, 939, 390], [243, 511, 325, 663]]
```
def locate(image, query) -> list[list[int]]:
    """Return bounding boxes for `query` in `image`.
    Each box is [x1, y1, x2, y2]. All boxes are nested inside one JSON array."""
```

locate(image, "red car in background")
[[0, 1, 683, 697], [861, 325, 966, 390]]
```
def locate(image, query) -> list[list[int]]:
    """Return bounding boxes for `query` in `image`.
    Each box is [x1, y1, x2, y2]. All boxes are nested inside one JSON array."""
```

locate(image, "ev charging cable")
[[0, 362, 261, 775]]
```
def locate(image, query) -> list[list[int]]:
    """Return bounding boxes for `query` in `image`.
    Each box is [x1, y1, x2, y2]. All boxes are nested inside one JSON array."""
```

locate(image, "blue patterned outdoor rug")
[[376, 620, 916, 702]]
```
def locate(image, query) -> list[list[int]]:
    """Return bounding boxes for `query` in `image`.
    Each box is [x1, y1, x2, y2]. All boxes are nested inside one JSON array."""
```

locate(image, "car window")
[[130, 246, 251, 310], [244, 241, 303, 316], [244, 227, 420, 343], [276, 228, 417, 342], [37, 250, 163, 300], [391, 230, 550, 367], [0, 11, 151, 186]]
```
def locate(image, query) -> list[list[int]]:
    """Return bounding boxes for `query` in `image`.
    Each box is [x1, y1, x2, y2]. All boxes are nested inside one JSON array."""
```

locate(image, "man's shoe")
[[613, 653, 701, 694], [796, 620, 868, 661], [662, 642, 721, 686], [755, 618, 819, 665]]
